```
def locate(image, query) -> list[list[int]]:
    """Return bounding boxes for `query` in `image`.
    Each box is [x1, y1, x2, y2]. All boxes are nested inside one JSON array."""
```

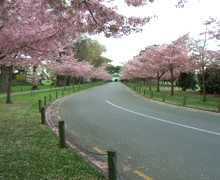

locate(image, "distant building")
[[111, 76, 120, 82]]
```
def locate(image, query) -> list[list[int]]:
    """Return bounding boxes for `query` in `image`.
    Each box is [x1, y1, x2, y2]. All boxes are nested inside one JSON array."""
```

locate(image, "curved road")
[[47, 82, 220, 180]]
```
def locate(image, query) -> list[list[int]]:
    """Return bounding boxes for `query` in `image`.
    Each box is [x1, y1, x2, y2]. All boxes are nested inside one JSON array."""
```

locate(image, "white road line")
[[106, 100, 220, 136]]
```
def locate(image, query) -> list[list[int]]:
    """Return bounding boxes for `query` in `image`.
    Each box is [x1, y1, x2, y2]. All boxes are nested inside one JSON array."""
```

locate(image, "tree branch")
[[0, 30, 59, 61], [82, 0, 101, 28]]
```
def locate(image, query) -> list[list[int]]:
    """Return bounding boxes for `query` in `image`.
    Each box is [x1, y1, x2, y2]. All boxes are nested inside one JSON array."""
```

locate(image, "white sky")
[[92, 0, 220, 66]]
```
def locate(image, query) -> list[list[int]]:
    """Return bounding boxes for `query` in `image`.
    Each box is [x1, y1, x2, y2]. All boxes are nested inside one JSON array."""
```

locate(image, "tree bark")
[[56, 75, 65, 87], [31, 66, 39, 90], [0, 66, 8, 92], [64, 75, 66, 90], [72, 76, 75, 88], [6, 66, 13, 104], [148, 78, 152, 91], [156, 72, 160, 92], [80, 76, 84, 84], [66, 76, 71, 86], [202, 66, 206, 102], [170, 68, 174, 96]]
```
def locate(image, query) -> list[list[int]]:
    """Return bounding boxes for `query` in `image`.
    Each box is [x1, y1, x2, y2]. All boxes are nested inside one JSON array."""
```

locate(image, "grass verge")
[[0, 82, 107, 180], [124, 82, 220, 112], [0, 84, 56, 95]]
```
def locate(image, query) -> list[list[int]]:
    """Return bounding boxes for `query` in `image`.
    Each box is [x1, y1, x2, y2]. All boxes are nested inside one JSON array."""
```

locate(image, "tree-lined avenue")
[[48, 82, 220, 180]]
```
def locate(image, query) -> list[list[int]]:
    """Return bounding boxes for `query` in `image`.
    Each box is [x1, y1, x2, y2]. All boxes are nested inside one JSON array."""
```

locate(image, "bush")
[[198, 67, 220, 94], [177, 72, 197, 91]]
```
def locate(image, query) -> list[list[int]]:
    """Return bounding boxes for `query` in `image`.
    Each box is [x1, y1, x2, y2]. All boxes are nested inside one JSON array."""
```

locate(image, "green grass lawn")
[[0, 84, 72, 95], [124, 82, 220, 112], [0, 82, 107, 180], [1, 85, 37, 93]]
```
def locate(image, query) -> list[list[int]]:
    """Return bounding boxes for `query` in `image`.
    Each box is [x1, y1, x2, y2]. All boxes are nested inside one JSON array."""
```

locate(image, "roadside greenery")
[[124, 82, 220, 112], [1, 81, 219, 180], [177, 72, 198, 91], [0, 82, 107, 180], [0, 85, 56, 94], [198, 67, 220, 94], [72, 36, 111, 67]]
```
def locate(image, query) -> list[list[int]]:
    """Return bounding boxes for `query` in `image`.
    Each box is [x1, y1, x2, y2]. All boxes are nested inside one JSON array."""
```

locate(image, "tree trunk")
[[80, 76, 84, 84], [202, 66, 206, 102], [72, 76, 75, 88], [170, 68, 174, 96], [6, 66, 13, 104], [156, 72, 160, 92], [148, 78, 152, 91], [64, 75, 66, 90], [156, 78, 160, 92], [139, 79, 142, 87], [31, 66, 39, 90], [56, 75, 65, 87], [66, 76, 71, 86], [0, 66, 8, 92]]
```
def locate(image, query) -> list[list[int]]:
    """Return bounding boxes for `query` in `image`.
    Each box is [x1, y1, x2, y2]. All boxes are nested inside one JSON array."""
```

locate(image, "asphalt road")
[[47, 82, 220, 180]]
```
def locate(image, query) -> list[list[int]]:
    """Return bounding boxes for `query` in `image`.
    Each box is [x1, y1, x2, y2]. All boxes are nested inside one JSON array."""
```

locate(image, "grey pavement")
[[47, 82, 220, 180]]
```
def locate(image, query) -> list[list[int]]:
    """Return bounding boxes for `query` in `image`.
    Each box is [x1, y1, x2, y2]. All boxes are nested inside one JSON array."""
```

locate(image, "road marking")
[[157, 102, 164, 105], [168, 104, 176, 108], [57, 115, 61, 120], [93, 147, 106, 155], [56, 110, 59, 114], [187, 108, 198, 112], [71, 131, 80, 139], [106, 100, 220, 136], [133, 170, 153, 180], [208, 112, 220, 116]]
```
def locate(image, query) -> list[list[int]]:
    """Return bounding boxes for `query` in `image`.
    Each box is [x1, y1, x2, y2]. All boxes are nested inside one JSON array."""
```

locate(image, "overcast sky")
[[92, 0, 220, 66]]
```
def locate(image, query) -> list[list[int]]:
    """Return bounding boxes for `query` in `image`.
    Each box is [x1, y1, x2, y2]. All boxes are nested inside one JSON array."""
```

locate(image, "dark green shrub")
[[198, 67, 220, 94], [177, 72, 197, 91]]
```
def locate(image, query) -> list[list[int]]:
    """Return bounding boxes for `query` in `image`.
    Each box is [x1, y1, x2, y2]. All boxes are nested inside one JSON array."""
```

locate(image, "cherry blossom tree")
[[71, 60, 93, 85], [0, 1, 73, 103], [0, 0, 154, 103], [90, 64, 112, 82], [121, 34, 191, 95], [124, 0, 187, 8], [138, 45, 169, 92], [121, 36, 190, 95], [204, 17, 220, 44], [190, 19, 220, 102], [120, 59, 142, 84], [0, 0, 189, 103], [120, 61, 135, 81], [46, 55, 94, 89], [156, 34, 190, 96]]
